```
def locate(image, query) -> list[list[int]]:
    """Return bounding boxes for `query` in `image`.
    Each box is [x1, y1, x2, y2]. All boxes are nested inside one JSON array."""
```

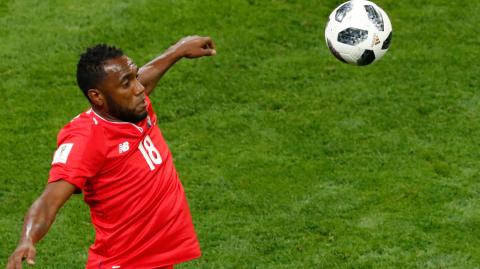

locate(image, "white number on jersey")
[[138, 135, 162, 170]]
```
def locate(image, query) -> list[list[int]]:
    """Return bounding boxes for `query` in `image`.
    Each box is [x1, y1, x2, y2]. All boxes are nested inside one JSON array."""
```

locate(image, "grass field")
[[1, 0, 479, 268]]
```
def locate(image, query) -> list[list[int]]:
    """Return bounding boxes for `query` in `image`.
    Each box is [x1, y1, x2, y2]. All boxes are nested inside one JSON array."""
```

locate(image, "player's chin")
[[139, 104, 148, 115], [136, 109, 148, 121], [126, 108, 147, 123]]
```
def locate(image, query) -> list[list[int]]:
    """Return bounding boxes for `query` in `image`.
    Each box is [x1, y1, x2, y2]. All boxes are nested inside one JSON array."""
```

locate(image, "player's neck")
[[91, 106, 123, 122]]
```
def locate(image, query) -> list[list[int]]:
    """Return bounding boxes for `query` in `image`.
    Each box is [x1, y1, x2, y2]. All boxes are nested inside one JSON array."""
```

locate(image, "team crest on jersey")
[[119, 141, 130, 154], [147, 115, 152, 128]]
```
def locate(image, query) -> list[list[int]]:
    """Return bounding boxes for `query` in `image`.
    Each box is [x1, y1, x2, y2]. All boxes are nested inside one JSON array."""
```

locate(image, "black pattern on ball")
[[357, 50, 376, 65], [382, 31, 392, 50], [364, 5, 384, 31], [337, 27, 368, 46], [335, 2, 352, 23]]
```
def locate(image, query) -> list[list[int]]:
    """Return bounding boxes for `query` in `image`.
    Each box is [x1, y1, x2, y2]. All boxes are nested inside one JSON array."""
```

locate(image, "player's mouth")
[[137, 98, 147, 110]]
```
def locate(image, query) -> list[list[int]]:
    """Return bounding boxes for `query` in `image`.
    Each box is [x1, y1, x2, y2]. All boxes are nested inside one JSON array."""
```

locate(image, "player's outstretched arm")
[[6, 180, 76, 269], [138, 35, 216, 96]]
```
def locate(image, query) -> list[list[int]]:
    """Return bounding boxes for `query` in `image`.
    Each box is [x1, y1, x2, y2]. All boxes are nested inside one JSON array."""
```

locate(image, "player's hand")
[[6, 241, 36, 269], [173, 35, 216, 58]]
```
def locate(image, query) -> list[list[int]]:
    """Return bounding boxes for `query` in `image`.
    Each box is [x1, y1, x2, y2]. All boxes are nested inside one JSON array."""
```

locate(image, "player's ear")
[[87, 89, 105, 106]]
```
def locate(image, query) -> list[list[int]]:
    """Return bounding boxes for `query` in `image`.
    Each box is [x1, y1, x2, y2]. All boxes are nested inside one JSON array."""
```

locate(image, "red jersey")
[[48, 96, 201, 269]]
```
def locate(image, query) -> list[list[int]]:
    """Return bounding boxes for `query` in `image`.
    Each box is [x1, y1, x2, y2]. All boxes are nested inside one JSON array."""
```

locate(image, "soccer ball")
[[325, 0, 392, 65]]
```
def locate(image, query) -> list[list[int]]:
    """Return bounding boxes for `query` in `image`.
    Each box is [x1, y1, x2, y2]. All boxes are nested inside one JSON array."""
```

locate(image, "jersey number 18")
[[138, 135, 162, 170]]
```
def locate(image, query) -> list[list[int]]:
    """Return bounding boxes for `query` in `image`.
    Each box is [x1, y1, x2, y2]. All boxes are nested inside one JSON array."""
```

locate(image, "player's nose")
[[133, 79, 145, 95]]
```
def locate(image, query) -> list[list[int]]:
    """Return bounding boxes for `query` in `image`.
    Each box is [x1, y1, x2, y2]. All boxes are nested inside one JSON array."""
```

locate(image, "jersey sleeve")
[[48, 119, 106, 190]]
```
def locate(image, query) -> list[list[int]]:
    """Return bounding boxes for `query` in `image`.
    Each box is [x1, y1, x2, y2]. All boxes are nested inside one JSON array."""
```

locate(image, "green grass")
[[1, 0, 479, 268]]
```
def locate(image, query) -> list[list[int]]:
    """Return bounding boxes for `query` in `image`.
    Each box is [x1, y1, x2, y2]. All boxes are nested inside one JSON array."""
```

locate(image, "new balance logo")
[[119, 141, 130, 154]]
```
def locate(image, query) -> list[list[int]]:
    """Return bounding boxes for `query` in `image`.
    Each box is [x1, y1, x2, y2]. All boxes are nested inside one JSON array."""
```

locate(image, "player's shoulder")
[[57, 109, 103, 143]]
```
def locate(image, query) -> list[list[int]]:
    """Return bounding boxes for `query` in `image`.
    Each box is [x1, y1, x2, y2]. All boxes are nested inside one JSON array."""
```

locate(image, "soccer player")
[[6, 36, 216, 269]]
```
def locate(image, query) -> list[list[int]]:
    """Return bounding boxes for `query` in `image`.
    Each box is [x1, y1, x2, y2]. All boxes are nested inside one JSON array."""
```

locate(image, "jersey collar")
[[88, 108, 144, 134]]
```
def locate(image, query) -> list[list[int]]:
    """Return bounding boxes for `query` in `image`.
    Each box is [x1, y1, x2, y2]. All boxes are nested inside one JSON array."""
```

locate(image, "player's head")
[[77, 44, 147, 123]]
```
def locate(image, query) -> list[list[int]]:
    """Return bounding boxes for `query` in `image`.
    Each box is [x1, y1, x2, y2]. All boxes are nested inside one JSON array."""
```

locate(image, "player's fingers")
[[26, 247, 36, 265], [202, 36, 216, 50], [200, 37, 216, 56], [203, 48, 217, 56]]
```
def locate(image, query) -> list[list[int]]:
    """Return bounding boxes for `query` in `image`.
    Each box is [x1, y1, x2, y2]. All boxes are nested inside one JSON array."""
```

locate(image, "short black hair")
[[76, 44, 124, 99]]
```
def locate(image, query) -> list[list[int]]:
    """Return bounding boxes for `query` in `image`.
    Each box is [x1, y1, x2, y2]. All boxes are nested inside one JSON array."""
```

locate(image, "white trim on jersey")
[[90, 109, 144, 133]]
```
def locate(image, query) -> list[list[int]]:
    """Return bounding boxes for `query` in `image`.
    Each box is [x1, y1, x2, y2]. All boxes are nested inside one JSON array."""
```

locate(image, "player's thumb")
[[26, 247, 36, 265], [204, 48, 216, 56]]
